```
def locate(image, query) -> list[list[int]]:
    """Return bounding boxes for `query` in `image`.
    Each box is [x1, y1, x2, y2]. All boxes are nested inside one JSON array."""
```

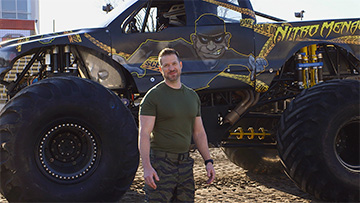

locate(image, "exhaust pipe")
[[224, 90, 259, 125]]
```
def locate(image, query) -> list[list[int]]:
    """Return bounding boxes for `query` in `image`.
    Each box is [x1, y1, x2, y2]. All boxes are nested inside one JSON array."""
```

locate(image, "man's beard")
[[165, 70, 180, 82]]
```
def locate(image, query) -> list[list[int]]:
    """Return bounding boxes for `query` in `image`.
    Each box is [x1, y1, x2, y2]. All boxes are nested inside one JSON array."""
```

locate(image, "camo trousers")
[[144, 150, 195, 202]]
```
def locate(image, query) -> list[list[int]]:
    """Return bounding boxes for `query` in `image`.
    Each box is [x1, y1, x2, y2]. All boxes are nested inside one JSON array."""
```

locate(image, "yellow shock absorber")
[[309, 44, 318, 87], [300, 47, 310, 89], [296, 53, 304, 89]]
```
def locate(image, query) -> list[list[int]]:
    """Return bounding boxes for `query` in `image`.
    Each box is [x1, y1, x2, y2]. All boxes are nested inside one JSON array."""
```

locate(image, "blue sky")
[[38, 0, 360, 34]]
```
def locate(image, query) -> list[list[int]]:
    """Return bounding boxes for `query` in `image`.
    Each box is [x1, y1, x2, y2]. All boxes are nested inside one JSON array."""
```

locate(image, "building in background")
[[0, 0, 39, 42], [0, 0, 40, 103]]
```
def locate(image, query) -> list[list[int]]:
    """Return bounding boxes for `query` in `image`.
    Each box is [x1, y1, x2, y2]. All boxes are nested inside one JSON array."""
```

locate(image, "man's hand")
[[143, 165, 160, 189], [139, 115, 158, 189], [192, 116, 216, 184], [205, 163, 215, 184]]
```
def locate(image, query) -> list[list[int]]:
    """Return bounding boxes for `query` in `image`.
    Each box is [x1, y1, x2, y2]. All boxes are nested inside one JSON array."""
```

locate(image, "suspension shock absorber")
[[317, 52, 324, 83], [296, 53, 304, 89], [45, 50, 52, 72], [64, 45, 71, 72], [309, 44, 318, 86], [52, 46, 59, 73], [300, 46, 310, 88]]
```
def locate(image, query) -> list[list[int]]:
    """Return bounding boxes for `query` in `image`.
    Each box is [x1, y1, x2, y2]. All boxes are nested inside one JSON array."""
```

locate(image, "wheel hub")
[[52, 132, 82, 162], [335, 119, 360, 172], [37, 123, 99, 182]]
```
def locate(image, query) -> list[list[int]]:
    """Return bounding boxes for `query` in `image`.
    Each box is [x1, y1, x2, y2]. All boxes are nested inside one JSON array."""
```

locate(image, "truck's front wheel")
[[0, 77, 139, 202], [277, 79, 359, 202]]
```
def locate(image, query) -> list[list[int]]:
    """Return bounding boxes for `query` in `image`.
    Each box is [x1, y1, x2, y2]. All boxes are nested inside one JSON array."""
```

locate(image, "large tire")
[[0, 76, 139, 202], [223, 116, 282, 174], [223, 147, 282, 174], [277, 79, 359, 202]]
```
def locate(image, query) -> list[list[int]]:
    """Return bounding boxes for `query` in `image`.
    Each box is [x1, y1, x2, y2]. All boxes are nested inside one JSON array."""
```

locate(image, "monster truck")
[[0, 0, 359, 202]]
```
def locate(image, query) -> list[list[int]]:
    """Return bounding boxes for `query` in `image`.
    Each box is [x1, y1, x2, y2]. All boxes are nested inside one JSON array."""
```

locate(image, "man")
[[139, 48, 216, 202]]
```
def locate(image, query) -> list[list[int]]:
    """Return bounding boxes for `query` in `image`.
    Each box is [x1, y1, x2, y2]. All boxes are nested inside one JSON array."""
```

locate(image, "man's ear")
[[158, 66, 162, 73]]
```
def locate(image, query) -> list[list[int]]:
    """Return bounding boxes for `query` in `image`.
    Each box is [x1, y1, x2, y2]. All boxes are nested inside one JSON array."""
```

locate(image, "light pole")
[[103, 3, 114, 13], [295, 10, 305, 20]]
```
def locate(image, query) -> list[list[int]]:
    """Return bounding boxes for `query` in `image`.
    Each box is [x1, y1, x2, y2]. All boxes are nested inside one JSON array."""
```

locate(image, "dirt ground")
[[121, 148, 317, 202], [0, 148, 318, 203]]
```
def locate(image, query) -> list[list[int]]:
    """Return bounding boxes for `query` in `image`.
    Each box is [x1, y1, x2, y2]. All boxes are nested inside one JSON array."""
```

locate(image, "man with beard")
[[138, 48, 216, 202]]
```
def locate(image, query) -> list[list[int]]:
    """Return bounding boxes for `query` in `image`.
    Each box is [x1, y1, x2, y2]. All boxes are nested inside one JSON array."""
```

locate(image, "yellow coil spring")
[[229, 127, 271, 140]]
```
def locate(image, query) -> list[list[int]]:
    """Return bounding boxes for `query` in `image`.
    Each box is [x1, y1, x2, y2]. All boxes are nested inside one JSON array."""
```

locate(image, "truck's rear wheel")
[[223, 117, 282, 174], [0, 76, 139, 202], [223, 147, 281, 174], [277, 79, 359, 202]]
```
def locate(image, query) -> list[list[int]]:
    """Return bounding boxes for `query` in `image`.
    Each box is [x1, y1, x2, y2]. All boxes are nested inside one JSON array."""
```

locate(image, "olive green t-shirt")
[[139, 81, 201, 153]]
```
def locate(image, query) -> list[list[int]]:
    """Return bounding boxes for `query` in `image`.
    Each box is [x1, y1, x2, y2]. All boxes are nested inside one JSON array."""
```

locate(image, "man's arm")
[[139, 115, 159, 189], [193, 116, 216, 184]]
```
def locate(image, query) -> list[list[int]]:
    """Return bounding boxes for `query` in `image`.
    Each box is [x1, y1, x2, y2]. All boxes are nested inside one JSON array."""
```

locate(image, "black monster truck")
[[0, 0, 359, 202]]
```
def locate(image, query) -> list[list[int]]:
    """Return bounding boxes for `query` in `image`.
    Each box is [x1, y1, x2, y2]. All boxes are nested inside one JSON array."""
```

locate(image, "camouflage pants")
[[145, 150, 195, 202]]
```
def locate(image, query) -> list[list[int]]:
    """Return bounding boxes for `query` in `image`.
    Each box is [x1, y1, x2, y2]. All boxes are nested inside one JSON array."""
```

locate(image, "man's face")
[[192, 32, 230, 60], [159, 54, 182, 82]]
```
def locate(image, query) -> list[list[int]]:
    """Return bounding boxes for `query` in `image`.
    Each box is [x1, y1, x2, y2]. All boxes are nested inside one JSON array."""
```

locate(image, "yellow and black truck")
[[0, 0, 359, 201]]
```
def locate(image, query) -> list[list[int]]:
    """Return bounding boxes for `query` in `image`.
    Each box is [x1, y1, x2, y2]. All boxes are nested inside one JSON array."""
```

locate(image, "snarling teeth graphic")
[[213, 49, 222, 55]]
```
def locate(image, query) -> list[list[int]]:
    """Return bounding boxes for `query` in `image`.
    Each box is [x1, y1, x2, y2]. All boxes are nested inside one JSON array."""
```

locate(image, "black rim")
[[37, 122, 100, 183], [335, 119, 360, 172]]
